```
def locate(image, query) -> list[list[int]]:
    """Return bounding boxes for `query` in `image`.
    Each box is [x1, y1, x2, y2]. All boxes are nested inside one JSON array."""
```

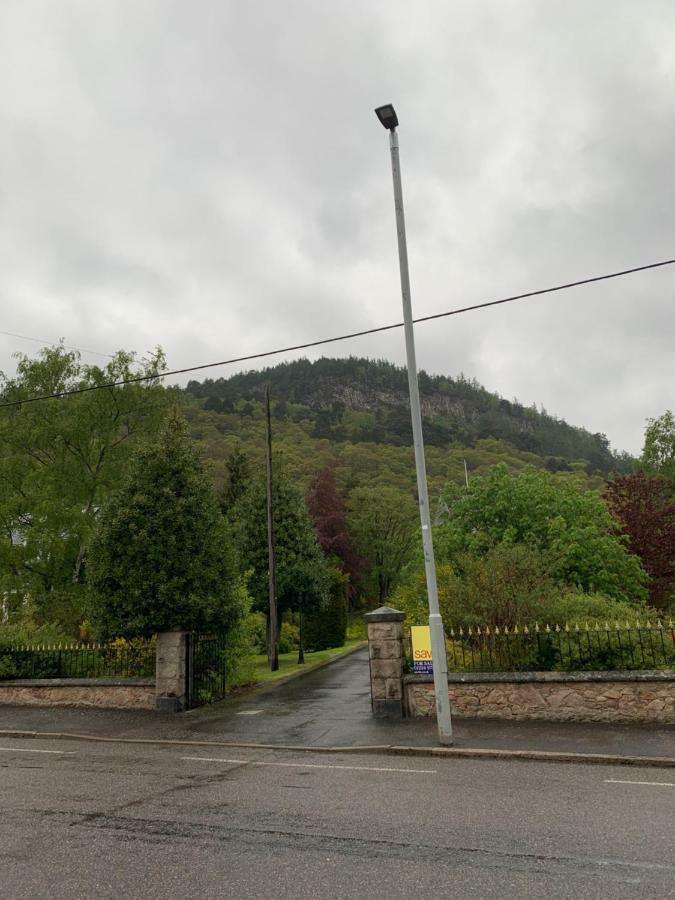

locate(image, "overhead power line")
[[0, 329, 115, 359], [1, 256, 673, 411]]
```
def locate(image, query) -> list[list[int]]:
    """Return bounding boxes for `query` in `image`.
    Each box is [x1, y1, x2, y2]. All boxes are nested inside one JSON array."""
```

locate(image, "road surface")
[[1, 736, 673, 898]]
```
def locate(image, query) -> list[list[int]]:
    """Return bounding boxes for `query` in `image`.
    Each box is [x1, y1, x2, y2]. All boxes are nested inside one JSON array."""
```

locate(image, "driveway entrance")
[[189, 646, 384, 747]]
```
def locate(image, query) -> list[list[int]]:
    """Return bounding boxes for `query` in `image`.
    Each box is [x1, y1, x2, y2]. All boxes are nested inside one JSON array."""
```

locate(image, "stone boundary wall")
[[404, 670, 675, 724], [0, 629, 189, 713], [0, 679, 155, 710]]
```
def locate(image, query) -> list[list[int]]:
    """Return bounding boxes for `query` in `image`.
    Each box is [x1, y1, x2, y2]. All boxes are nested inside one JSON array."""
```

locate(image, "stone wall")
[[405, 671, 675, 724], [0, 679, 155, 710]]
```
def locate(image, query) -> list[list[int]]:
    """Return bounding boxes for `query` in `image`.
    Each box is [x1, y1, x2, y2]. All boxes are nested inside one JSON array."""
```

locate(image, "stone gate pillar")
[[364, 606, 406, 718], [155, 630, 188, 712]]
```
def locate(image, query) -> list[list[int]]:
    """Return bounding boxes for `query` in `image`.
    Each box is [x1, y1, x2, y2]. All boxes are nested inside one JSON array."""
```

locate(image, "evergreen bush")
[[88, 413, 248, 639]]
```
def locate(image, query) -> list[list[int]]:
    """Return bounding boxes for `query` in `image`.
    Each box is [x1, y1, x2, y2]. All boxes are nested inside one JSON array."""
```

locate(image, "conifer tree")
[[88, 413, 247, 638]]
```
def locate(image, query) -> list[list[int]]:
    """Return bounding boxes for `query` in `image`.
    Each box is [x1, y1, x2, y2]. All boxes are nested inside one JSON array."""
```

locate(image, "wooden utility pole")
[[265, 384, 279, 671]]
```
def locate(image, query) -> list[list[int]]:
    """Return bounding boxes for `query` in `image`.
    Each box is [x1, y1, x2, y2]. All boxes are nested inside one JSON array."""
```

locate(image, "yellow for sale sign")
[[411, 625, 433, 674]]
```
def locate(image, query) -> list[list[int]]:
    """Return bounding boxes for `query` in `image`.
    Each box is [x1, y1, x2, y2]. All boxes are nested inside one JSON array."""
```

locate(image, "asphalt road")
[[1, 737, 673, 899]]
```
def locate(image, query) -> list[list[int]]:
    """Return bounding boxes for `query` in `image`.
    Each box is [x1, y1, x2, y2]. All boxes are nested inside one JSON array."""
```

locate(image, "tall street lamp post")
[[375, 103, 453, 745]]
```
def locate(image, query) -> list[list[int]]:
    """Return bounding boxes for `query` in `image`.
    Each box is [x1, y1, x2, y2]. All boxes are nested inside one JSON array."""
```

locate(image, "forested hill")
[[185, 357, 631, 476]]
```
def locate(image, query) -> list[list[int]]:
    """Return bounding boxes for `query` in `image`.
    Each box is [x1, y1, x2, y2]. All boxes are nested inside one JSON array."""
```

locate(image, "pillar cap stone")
[[364, 606, 405, 623]]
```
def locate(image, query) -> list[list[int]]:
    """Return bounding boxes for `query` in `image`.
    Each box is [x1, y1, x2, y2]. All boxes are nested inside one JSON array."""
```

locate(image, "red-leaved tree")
[[307, 467, 363, 604], [605, 473, 675, 611]]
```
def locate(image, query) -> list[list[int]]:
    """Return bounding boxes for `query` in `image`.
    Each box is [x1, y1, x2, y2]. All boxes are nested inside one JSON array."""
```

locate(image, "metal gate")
[[186, 634, 228, 709]]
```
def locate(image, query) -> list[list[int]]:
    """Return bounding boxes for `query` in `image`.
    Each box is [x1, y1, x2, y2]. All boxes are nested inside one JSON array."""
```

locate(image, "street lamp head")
[[374, 104, 398, 130]]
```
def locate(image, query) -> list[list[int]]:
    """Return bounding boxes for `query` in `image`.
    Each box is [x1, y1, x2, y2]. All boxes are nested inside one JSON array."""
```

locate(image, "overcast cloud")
[[1, 1, 674, 454]]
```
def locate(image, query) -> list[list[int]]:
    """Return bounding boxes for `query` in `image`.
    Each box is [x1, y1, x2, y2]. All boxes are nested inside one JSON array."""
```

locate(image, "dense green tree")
[[87, 414, 247, 639], [392, 544, 650, 629], [232, 468, 329, 624], [642, 410, 675, 481], [0, 345, 171, 631], [348, 485, 419, 604], [435, 465, 648, 603], [221, 444, 251, 514], [303, 565, 348, 650]]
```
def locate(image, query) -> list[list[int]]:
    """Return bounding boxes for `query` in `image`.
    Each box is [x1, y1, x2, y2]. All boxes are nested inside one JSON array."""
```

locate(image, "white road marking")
[[605, 779, 674, 787], [0, 746, 76, 755], [235, 710, 263, 716], [182, 756, 436, 774]]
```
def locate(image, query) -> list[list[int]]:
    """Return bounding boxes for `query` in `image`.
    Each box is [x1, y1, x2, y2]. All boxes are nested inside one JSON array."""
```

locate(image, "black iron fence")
[[186, 634, 228, 708], [408, 621, 675, 673], [0, 641, 155, 680]]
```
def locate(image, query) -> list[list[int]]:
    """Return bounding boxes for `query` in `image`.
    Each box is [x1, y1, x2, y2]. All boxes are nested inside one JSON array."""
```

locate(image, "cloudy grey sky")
[[1, 1, 674, 454]]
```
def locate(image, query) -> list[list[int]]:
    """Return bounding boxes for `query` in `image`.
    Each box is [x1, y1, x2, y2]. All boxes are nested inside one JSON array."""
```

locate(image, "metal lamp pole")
[[375, 104, 453, 745]]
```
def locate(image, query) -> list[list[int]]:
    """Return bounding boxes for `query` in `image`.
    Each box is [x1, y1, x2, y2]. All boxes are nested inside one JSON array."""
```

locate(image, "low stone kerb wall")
[[405, 670, 675, 724], [0, 678, 155, 710]]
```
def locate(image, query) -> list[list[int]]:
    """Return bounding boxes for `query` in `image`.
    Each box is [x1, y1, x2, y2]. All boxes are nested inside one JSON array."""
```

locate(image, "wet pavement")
[[1, 647, 674, 759]]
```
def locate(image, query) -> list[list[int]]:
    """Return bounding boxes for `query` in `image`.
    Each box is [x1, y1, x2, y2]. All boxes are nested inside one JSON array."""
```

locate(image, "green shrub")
[[219, 617, 259, 690], [393, 544, 652, 631], [546, 592, 653, 626], [346, 616, 367, 641], [0, 621, 70, 649], [279, 621, 300, 654], [0, 621, 71, 679], [244, 612, 268, 654]]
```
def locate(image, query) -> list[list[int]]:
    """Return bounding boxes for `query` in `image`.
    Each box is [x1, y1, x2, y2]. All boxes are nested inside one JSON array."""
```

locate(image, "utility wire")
[[1, 256, 674, 410], [0, 329, 115, 359]]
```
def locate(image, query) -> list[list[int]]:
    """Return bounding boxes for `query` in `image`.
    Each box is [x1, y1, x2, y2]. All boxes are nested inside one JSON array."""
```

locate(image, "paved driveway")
[[187, 646, 437, 747]]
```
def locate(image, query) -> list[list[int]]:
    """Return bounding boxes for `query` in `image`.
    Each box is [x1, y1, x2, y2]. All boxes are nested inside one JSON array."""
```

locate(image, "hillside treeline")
[[187, 356, 632, 475]]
